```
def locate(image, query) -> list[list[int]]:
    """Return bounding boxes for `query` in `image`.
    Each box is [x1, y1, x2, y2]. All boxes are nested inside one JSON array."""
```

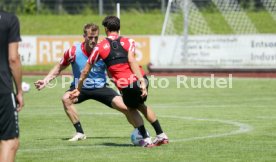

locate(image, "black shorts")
[[0, 93, 19, 140], [68, 85, 119, 108], [121, 76, 148, 108]]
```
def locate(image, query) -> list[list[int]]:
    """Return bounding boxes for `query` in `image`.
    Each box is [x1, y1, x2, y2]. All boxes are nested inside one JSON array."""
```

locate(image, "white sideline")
[[160, 116, 253, 142], [18, 114, 253, 152]]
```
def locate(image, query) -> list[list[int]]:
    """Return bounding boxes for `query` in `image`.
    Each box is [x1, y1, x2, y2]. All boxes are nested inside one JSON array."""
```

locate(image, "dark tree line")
[[0, 0, 268, 14]]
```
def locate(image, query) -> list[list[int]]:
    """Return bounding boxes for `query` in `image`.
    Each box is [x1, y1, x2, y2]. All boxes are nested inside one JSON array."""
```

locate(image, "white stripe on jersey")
[[68, 48, 72, 58], [128, 38, 135, 53], [88, 46, 99, 65], [59, 57, 64, 65], [59, 49, 68, 65]]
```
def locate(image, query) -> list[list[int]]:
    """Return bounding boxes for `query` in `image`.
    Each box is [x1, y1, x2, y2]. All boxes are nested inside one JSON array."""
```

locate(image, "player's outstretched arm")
[[34, 64, 67, 90], [69, 63, 92, 99]]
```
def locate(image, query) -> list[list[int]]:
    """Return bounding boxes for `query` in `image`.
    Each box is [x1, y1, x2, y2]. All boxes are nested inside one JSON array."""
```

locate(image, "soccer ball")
[[130, 128, 150, 146], [22, 82, 31, 92]]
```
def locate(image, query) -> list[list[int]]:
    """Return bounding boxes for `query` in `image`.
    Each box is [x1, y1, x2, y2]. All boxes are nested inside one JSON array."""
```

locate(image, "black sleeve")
[[8, 14, 21, 43]]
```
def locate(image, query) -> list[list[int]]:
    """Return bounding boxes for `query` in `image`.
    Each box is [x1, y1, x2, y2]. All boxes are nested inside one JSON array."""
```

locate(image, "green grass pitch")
[[17, 76, 276, 162]]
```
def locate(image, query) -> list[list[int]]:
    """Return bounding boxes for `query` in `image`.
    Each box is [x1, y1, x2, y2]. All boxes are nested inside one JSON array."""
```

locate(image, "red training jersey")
[[60, 42, 89, 66], [87, 33, 145, 89]]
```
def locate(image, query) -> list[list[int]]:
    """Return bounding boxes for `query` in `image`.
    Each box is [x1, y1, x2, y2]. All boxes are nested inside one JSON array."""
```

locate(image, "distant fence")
[[0, 0, 266, 15]]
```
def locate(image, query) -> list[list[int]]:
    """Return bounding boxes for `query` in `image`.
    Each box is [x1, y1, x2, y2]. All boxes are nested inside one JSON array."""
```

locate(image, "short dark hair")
[[83, 23, 99, 36], [102, 16, 120, 32]]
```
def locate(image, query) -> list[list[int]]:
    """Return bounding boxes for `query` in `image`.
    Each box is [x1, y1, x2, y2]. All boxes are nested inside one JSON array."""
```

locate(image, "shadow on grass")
[[60, 136, 129, 141], [35, 136, 137, 147], [101, 142, 133, 147]]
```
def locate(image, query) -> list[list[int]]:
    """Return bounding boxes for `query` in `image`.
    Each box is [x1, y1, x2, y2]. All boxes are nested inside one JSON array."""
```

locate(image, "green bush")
[[23, 0, 36, 14]]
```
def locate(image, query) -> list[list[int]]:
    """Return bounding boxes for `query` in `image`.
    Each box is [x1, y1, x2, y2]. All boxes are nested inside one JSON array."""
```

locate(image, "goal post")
[[149, 0, 276, 72]]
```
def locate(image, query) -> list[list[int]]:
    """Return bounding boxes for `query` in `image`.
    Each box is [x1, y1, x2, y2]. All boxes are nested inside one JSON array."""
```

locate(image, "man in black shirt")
[[0, 10, 24, 162]]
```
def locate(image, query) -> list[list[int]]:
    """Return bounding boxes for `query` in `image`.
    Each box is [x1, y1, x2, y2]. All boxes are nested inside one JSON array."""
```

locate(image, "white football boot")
[[139, 137, 155, 148], [68, 132, 86, 142], [152, 133, 169, 146]]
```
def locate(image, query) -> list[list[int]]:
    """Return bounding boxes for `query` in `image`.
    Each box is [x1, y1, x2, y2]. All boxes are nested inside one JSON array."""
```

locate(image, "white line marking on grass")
[[18, 114, 253, 152], [159, 116, 253, 142], [256, 116, 276, 119]]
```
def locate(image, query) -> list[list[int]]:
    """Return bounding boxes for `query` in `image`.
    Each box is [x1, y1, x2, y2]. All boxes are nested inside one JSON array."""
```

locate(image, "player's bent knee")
[[61, 94, 72, 105], [61, 95, 67, 102], [112, 95, 123, 102], [111, 96, 128, 113]]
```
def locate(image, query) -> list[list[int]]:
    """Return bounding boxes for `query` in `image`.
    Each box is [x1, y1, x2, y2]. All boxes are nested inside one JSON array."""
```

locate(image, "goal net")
[[149, 0, 276, 72]]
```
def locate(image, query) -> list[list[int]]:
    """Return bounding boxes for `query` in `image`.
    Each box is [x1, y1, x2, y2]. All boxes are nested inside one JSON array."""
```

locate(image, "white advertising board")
[[151, 35, 276, 69], [20, 35, 276, 69], [19, 36, 37, 65]]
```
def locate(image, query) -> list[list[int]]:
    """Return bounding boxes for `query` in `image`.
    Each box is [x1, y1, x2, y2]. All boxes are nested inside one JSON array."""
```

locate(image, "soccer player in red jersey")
[[70, 16, 169, 147]]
